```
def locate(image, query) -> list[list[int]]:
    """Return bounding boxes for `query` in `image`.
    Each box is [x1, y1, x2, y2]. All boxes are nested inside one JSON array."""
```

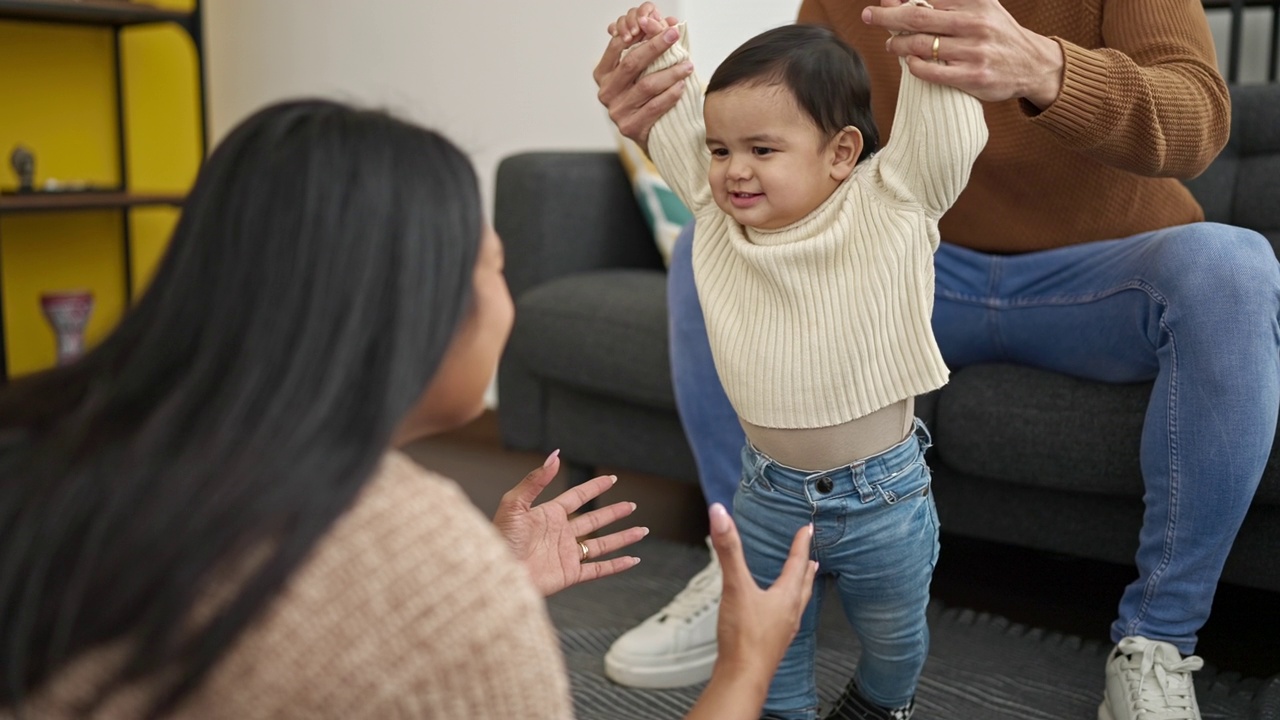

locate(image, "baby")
[[615, 5, 986, 720]]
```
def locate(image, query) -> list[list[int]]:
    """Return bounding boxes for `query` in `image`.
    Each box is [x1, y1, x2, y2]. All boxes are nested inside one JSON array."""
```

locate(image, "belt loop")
[[914, 417, 933, 452], [747, 442, 770, 475]]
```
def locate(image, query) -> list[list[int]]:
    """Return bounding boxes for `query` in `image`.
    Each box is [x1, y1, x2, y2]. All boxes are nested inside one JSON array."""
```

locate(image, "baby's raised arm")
[[626, 19, 716, 215], [872, 2, 989, 218]]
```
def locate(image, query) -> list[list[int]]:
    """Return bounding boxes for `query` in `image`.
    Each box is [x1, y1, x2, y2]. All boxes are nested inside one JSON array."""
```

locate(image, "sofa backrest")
[[1183, 83, 1280, 254]]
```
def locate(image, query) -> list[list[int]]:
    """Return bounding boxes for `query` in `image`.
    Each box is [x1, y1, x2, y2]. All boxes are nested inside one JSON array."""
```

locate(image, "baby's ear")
[[829, 126, 863, 181]]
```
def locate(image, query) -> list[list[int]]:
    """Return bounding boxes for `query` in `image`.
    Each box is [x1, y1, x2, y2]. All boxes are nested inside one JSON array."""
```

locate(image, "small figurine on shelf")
[[9, 145, 36, 193], [40, 291, 94, 366]]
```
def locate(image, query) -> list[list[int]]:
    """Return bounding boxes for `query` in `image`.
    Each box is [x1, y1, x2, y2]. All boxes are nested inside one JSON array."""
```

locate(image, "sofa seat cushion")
[[935, 365, 1149, 497], [507, 269, 675, 411], [934, 364, 1280, 505]]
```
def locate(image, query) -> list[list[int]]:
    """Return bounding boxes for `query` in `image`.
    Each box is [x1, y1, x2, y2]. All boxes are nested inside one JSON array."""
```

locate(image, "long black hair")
[[0, 99, 483, 715], [708, 24, 880, 161]]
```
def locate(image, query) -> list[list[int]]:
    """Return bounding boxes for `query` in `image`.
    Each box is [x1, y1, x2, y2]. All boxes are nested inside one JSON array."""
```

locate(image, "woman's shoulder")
[[197, 451, 571, 718]]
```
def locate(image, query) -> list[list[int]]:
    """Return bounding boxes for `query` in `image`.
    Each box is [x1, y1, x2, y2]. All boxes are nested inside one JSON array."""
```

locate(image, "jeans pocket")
[[872, 459, 932, 505]]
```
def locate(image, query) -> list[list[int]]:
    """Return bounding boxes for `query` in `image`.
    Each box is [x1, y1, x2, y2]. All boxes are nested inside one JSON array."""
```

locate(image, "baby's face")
[[704, 83, 844, 230]]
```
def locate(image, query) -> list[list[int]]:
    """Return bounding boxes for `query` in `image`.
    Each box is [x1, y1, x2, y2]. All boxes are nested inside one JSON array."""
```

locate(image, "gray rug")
[[546, 539, 1279, 720]]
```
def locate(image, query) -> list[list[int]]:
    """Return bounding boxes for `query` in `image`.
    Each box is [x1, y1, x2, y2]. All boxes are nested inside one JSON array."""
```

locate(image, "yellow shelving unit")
[[0, 0, 204, 378]]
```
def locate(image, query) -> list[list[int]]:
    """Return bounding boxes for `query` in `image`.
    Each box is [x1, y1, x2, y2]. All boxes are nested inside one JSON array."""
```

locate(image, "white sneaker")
[[1099, 636, 1205, 720], [604, 537, 721, 688]]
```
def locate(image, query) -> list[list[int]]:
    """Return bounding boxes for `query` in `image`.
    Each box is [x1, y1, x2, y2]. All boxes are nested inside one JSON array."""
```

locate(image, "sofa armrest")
[[495, 151, 666, 302]]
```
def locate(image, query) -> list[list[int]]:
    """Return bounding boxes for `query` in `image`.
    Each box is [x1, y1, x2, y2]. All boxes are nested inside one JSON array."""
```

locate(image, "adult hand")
[[686, 504, 817, 719], [493, 450, 646, 597], [867, 0, 1064, 109], [593, 4, 693, 152]]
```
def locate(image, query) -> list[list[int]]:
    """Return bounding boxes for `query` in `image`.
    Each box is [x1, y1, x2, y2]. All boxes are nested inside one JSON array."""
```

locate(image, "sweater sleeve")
[[639, 23, 716, 214], [872, 56, 988, 218], [1026, 0, 1229, 179]]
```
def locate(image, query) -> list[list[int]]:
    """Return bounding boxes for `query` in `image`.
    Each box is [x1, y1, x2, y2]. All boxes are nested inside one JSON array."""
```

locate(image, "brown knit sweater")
[[4, 452, 574, 719], [798, 0, 1231, 252]]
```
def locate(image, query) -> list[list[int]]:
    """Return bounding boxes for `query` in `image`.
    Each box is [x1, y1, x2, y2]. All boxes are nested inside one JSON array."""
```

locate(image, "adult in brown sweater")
[[593, 3, 1280, 720], [0, 99, 820, 719]]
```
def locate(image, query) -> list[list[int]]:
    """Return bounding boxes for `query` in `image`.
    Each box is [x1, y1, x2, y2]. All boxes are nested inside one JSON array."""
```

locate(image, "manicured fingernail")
[[612, 475, 619, 485], [664, 26, 678, 42], [709, 503, 730, 533], [629, 502, 637, 512], [680, 61, 693, 73], [631, 556, 642, 566], [641, 527, 651, 537], [862, 7, 872, 22], [543, 449, 560, 468]]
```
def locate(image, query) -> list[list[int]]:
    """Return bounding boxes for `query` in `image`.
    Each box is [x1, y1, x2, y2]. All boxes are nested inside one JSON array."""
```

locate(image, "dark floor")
[[407, 411, 1280, 682]]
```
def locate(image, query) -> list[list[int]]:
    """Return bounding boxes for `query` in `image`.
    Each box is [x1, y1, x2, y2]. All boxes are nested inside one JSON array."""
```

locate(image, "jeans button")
[[816, 477, 834, 494]]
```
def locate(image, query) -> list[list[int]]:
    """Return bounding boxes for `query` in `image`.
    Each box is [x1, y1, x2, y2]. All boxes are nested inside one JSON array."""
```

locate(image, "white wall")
[[205, 2, 1273, 221], [203, 1, 800, 217]]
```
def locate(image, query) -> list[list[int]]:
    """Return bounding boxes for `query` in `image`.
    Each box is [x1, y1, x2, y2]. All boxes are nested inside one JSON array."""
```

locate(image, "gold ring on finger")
[[932, 35, 941, 63], [579, 540, 590, 563]]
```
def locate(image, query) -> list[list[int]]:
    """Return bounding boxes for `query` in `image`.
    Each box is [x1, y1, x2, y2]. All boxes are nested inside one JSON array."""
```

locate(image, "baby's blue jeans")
[[734, 421, 938, 719]]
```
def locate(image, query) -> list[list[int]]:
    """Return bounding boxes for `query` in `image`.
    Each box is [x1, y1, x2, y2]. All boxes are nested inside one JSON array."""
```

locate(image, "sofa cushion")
[[617, 135, 693, 267], [934, 364, 1280, 505], [934, 364, 1147, 497], [507, 269, 675, 411]]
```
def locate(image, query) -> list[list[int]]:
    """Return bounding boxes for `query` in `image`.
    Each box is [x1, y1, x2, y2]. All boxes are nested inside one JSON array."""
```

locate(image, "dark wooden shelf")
[[0, 191, 184, 213], [0, 0, 191, 27]]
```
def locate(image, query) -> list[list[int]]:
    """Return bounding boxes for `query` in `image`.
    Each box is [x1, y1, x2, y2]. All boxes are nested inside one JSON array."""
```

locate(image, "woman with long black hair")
[[0, 99, 815, 719]]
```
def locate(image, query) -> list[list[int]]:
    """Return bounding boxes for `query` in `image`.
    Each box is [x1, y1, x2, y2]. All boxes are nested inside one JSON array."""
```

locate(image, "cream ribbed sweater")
[[4, 452, 574, 719], [646, 26, 987, 429]]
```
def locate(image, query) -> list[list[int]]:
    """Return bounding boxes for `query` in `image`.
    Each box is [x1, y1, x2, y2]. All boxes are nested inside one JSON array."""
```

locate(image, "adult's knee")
[[1149, 223, 1280, 321]]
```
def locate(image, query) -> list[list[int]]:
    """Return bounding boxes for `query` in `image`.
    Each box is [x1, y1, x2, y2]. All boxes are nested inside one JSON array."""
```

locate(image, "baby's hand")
[[608, 3, 677, 46]]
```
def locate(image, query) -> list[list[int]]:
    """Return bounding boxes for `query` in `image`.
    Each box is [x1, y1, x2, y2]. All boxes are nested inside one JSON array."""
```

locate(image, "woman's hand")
[[867, 0, 1064, 109], [686, 504, 818, 719], [493, 450, 647, 596], [593, 4, 692, 152]]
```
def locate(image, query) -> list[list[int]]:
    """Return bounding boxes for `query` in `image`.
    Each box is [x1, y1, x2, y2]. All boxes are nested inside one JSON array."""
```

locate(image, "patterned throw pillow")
[[616, 133, 693, 267]]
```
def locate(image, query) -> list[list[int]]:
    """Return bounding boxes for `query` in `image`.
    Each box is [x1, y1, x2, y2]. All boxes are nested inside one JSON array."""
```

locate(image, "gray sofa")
[[496, 83, 1280, 594]]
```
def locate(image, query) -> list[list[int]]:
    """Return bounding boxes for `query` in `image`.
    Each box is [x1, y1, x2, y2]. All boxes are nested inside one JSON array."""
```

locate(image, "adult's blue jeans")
[[735, 422, 939, 719], [667, 220, 1280, 653]]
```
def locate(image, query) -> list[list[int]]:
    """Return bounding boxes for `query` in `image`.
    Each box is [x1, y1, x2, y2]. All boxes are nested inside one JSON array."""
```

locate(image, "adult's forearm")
[[1028, 43, 1229, 178], [1025, 0, 1230, 179], [684, 658, 773, 720]]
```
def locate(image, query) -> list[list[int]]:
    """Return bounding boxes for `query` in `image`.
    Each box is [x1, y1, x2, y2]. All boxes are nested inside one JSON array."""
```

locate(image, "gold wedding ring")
[[931, 35, 941, 63], [579, 540, 590, 563]]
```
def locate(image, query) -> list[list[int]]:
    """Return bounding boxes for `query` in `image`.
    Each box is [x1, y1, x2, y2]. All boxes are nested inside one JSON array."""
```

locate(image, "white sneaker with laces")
[[604, 537, 721, 688], [1099, 635, 1205, 720]]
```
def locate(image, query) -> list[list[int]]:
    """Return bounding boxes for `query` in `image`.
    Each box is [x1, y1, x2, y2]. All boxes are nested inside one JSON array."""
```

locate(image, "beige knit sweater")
[[645, 26, 987, 429], [4, 452, 574, 719]]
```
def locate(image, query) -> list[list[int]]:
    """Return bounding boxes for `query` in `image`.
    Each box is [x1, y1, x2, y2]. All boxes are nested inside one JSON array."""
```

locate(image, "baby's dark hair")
[[707, 24, 879, 161]]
